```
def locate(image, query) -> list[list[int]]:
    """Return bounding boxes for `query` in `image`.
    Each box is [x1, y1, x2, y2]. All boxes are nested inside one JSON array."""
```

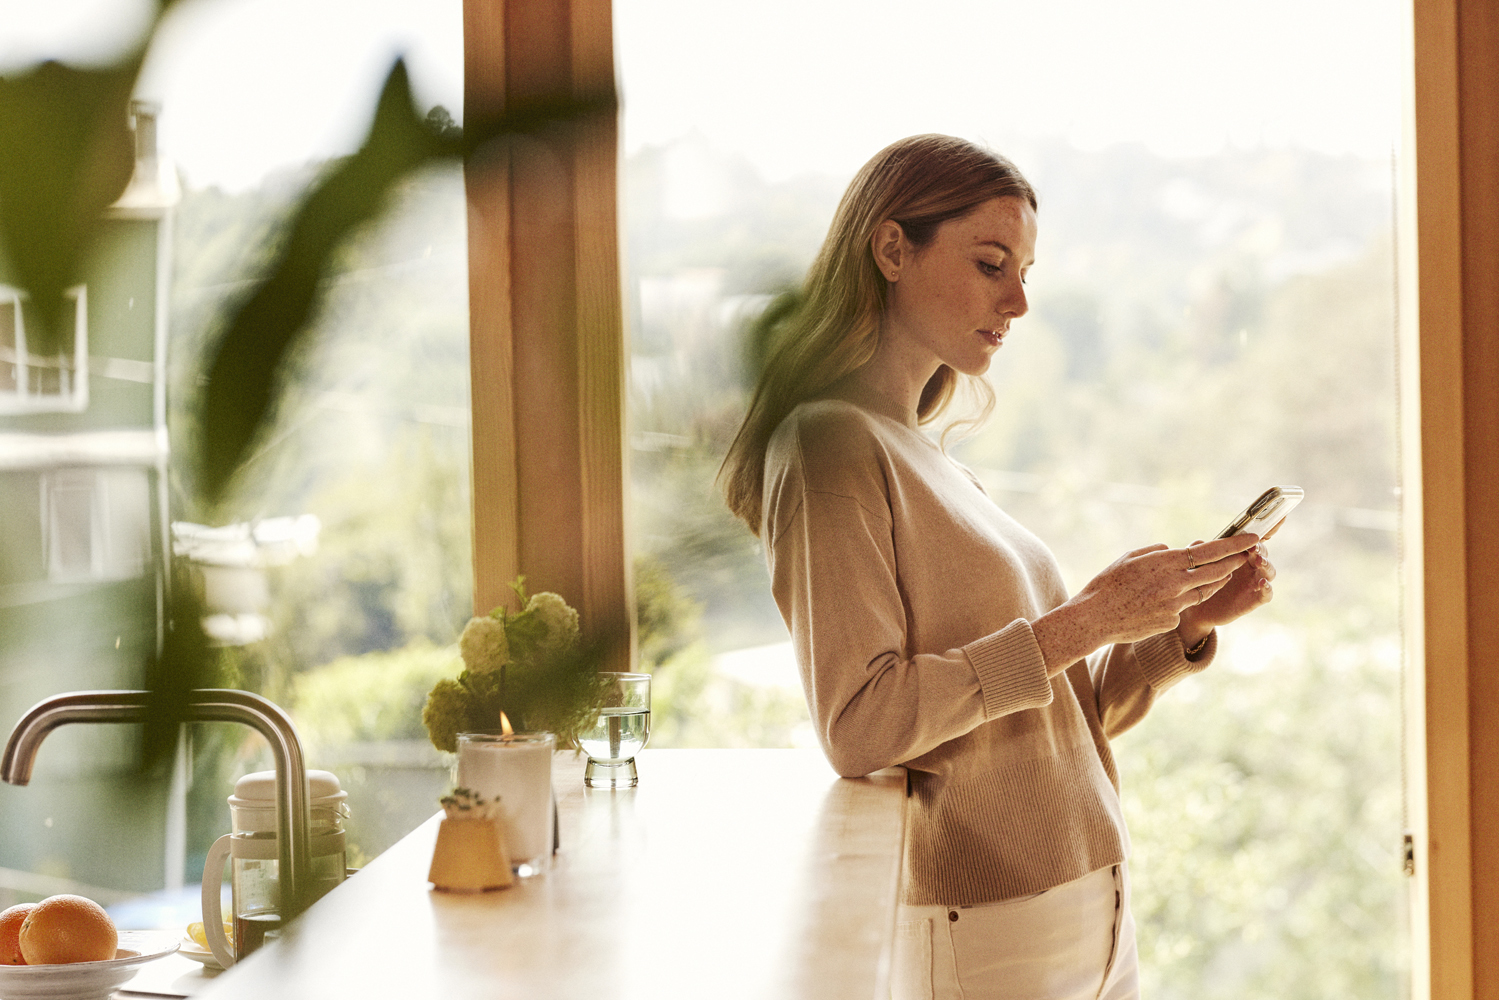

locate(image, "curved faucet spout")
[[3, 689, 312, 916]]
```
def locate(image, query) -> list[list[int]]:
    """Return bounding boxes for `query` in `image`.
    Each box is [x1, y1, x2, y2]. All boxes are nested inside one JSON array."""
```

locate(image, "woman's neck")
[[839, 327, 941, 424], [826, 368, 925, 430]]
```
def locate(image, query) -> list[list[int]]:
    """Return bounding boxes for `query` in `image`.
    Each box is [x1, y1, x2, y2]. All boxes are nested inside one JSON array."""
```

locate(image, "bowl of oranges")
[[0, 895, 177, 999]]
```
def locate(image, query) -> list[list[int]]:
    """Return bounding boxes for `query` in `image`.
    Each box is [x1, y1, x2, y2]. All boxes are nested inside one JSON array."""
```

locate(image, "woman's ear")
[[871, 219, 906, 282]]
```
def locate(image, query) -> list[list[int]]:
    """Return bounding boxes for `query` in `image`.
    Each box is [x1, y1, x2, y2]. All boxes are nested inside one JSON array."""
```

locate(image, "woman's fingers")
[[1073, 532, 1274, 649], [1175, 574, 1233, 612], [1126, 542, 1172, 559], [1184, 533, 1259, 569], [1251, 544, 1276, 583], [1130, 542, 1247, 602], [1185, 556, 1246, 588]]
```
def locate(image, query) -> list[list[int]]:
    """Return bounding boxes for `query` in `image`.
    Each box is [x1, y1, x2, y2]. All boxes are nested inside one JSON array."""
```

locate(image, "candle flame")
[[499, 711, 514, 736]]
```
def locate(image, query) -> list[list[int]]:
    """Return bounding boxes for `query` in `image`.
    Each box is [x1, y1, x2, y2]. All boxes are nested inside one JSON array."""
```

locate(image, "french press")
[[200, 769, 348, 968]]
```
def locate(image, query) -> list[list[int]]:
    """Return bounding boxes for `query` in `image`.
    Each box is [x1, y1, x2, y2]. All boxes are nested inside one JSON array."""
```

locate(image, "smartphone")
[[1215, 486, 1304, 540]]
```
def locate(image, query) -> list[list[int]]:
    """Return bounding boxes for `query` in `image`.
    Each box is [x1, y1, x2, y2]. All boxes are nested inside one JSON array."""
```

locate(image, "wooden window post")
[[463, 0, 631, 665]]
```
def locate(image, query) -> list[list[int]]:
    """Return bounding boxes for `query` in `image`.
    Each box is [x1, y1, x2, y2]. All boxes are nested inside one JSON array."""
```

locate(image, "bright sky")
[[0, 0, 1403, 190], [617, 0, 1405, 179]]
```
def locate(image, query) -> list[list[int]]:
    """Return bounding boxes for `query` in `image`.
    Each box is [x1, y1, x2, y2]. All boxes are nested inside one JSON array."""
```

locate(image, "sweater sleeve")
[[1084, 629, 1217, 739], [769, 486, 1054, 778]]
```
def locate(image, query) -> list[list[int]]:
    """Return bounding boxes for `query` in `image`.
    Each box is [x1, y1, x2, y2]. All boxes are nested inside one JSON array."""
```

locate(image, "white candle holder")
[[455, 731, 555, 877]]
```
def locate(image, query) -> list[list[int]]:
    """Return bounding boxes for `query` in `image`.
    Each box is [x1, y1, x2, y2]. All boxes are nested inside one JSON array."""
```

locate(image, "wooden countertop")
[[195, 749, 907, 1000]]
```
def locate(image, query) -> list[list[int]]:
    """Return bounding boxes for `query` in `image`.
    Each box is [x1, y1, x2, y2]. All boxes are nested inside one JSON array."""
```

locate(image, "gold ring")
[[1186, 549, 1196, 570], [1196, 586, 1206, 605]]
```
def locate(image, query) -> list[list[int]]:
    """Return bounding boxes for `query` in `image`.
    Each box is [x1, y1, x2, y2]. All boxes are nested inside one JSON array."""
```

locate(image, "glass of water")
[[581, 672, 650, 788]]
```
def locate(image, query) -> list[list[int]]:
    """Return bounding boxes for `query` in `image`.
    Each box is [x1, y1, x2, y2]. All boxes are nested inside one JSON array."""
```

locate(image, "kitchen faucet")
[[1, 689, 314, 916]]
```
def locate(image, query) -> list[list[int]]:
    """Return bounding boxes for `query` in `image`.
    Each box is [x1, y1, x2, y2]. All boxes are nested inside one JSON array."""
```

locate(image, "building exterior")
[[0, 101, 181, 901]]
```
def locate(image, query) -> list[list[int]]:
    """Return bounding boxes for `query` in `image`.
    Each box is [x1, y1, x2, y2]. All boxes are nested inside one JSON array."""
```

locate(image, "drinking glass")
[[581, 672, 650, 788]]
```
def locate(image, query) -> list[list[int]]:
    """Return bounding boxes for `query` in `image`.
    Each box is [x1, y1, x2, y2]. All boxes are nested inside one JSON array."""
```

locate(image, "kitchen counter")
[[194, 749, 907, 1000]]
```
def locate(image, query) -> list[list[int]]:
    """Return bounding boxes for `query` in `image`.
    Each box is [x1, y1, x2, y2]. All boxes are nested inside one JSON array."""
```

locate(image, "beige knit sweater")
[[762, 387, 1215, 906]]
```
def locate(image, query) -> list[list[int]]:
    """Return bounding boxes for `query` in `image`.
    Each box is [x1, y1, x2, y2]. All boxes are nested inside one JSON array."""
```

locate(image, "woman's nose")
[[1005, 278, 1028, 318]]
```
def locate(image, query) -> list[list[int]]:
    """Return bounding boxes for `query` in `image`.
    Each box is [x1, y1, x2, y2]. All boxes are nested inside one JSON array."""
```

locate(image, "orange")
[[0, 903, 34, 964], [18, 895, 117, 965]]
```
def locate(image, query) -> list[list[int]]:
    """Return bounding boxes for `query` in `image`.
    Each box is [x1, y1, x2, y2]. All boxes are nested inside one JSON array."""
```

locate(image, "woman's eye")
[[978, 261, 1003, 276]]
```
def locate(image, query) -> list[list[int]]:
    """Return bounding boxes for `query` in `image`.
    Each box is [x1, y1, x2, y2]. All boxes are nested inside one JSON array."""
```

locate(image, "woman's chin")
[[953, 354, 995, 378]]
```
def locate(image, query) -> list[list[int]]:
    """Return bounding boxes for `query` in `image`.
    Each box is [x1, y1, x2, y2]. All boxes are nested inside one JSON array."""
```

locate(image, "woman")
[[719, 135, 1275, 1000]]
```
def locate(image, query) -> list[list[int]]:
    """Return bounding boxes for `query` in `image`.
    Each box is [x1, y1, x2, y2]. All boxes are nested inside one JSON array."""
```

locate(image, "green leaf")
[[139, 586, 216, 773], [0, 60, 141, 354], [196, 58, 438, 503], [193, 62, 616, 504]]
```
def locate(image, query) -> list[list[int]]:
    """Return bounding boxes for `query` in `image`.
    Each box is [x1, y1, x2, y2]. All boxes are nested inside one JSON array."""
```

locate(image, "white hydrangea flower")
[[459, 615, 509, 674], [527, 592, 580, 657]]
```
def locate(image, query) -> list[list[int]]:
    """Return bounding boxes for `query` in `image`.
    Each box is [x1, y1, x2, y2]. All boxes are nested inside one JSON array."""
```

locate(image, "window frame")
[[1403, 1, 1499, 997], [0, 283, 90, 414]]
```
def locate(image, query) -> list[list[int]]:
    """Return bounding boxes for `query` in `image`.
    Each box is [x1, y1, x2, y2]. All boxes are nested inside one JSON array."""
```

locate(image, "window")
[[40, 467, 150, 583], [0, 284, 89, 413], [616, 1, 1407, 995]]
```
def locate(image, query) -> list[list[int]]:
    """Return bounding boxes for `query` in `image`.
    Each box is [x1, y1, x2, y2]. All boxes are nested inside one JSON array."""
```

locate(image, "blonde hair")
[[719, 134, 1038, 534]]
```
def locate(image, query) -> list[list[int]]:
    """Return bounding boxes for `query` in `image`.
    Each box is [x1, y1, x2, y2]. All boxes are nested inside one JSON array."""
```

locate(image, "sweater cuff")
[[1134, 629, 1216, 689], [963, 619, 1054, 720]]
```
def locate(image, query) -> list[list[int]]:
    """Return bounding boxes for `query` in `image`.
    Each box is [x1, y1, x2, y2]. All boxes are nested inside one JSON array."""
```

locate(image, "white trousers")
[[891, 865, 1139, 1000]]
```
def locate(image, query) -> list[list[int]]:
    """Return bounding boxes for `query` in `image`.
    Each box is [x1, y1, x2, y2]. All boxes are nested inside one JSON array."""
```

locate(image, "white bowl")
[[0, 930, 178, 1000]]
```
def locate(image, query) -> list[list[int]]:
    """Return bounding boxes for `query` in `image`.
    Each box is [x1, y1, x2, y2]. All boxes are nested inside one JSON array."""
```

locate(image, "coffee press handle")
[[201, 834, 236, 969]]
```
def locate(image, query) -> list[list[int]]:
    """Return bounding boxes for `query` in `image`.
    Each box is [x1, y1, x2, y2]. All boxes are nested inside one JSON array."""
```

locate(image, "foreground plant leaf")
[[140, 587, 217, 773], [0, 60, 141, 354], [196, 59, 616, 504], [196, 59, 439, 504]]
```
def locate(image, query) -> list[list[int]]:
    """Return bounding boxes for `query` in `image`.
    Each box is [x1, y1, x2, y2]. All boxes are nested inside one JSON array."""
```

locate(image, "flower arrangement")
[[422, 579, 608, 752]]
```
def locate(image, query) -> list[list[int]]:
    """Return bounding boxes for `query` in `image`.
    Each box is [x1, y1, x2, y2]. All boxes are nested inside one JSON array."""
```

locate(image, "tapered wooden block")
[[428, 817, 514, 892]]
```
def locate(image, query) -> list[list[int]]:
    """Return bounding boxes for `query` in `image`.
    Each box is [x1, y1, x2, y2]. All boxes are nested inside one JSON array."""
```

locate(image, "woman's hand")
[[1175, 526, 1280, 651], [1031, 534, 1259, 675]]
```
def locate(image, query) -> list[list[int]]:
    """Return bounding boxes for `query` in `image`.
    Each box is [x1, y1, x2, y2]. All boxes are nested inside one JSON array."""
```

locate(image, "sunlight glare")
[[0, 0, 156, 70]]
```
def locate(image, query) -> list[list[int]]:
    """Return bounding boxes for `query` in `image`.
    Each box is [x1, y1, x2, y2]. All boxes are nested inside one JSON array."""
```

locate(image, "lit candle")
[[455, 731, 555, 876]]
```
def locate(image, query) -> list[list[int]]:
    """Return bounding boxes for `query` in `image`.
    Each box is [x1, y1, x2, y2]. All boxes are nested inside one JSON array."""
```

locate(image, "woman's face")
[[876, 195, 1036, 379]]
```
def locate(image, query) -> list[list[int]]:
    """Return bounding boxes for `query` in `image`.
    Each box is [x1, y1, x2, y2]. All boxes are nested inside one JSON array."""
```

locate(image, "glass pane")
[[141, 3, 470, 915], [170, 162, 471, 875], [0, 2, 467, 931], [618, 0, 1407, 995]]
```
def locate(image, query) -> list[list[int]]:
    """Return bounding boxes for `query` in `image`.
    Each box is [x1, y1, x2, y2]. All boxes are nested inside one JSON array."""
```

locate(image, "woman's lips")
[[979, 329, 1004, 348]]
